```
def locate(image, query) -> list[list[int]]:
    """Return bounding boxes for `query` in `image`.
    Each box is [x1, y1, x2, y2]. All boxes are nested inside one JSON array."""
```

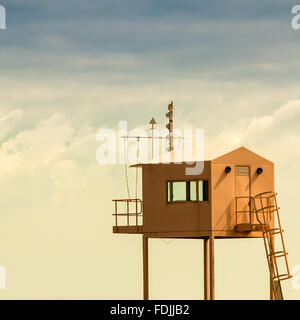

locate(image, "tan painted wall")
[[211, 163, 235, 231], [211, 162, 274, 231], [142, 162, 211, 232]]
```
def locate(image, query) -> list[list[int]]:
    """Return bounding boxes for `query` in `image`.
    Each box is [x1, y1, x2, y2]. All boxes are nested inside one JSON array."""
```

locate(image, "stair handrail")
[[253, 190, 292, 298]]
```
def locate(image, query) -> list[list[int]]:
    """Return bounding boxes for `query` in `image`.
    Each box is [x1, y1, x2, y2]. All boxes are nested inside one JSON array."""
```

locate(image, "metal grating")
[[236, 166, 249, 176]]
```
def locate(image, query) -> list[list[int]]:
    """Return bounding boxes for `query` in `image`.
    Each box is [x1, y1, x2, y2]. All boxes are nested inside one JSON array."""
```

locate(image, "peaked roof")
[[130, 146, 273, 167], [130, 149, 206, 167], [212, 146, 273, 165]]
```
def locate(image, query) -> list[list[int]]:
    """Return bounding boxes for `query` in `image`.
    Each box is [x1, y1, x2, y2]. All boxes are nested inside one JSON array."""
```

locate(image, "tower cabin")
[[113, 146, 274, 237], [112, 146, 291, 300]]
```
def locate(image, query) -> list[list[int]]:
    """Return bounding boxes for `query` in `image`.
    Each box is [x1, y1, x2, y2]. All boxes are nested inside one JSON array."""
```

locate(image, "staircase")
[[253, 191, 292, 300]]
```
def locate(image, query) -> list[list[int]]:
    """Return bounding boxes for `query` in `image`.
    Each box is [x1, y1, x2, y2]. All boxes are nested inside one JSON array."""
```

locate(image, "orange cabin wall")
[[211, 162, 274, 231], [142, 162, 212, 233]]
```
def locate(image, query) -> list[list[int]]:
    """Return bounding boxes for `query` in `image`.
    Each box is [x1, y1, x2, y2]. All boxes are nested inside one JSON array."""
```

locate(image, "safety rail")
[[235, 193, 278, 226], [235, 195, 256, 226], [254, 191, 278, 225], [112, 199, 143, 232], [253, 191, 292, 284]]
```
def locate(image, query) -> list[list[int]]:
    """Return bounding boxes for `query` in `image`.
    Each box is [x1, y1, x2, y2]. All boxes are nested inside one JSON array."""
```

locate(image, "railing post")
[[235, 197, 237, 226], [143, 235, 149, 300], [209, 233, 215, 300], [135, 200, 138, 231], [249, 197, 252, 225], [127, 200, 129, 226], [114, 201, 118, 231]]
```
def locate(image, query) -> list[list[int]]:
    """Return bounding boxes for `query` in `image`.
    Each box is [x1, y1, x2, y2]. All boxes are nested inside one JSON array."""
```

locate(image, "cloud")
[[1, 0, 299, 87], [0, 109, 23, 141], [0, 113, 80, 177], [1, 98, 299, 179], [204, 99, 300, 164]]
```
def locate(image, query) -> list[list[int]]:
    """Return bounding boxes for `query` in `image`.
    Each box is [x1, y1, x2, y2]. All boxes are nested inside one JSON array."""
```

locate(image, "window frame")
[[166, 179, 209, 203]]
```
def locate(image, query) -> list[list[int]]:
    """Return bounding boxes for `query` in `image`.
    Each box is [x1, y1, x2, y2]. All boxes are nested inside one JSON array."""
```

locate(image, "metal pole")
[[149, 117, 156, 159], [209, 233, 215, 300], [204, 238, 209, 300], [143, 235, 149, 300]]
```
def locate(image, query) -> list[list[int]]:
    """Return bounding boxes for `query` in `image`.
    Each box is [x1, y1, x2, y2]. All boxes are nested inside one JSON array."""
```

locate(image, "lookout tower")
[[112, 103, 292, 300]]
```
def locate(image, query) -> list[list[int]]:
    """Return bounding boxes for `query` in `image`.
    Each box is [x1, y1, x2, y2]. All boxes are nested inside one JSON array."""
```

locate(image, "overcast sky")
[[0, 0, 299, 130]]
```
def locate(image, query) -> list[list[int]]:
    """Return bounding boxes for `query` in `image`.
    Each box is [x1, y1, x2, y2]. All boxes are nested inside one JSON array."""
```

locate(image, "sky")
[[0, 0, 300, 299]]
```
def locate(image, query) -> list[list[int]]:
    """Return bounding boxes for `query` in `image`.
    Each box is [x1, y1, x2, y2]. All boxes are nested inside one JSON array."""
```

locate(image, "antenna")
[[122, 102, 180, 160], [149, 117, 157, 158], [166, 101, 174, 151]]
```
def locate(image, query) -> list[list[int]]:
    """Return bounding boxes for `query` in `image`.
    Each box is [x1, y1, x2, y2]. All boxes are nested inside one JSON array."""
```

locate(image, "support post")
[[143, 235, 149, 300], [204, 238, 209, 300], [209, 233, 215, 300], [270, 234, 275, 300]]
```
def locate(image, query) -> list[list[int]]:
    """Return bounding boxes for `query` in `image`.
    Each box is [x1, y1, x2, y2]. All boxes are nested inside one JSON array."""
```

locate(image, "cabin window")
[[199, 180, 209, 201], [167, 180, 208, 202]]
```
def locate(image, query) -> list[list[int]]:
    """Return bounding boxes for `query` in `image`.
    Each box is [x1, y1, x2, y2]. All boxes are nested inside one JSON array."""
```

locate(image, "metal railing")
[[235, 195, 256, 226], [235, 193, 277, 226], [112, 199, 143, 231]]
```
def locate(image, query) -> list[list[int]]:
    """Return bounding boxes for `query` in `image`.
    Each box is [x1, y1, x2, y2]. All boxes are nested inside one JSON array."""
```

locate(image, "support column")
[[270, 234, 275, 300], [143, 235, 149, 300], [203, 238, 209, 300], [209, 233, 215, 300]]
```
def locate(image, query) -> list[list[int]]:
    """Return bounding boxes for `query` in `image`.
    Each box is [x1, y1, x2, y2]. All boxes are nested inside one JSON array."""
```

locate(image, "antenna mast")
[[166, 101, 174, 151]]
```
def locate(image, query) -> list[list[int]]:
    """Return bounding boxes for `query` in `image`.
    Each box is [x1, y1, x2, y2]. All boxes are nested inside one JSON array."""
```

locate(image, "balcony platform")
[[113, 226, 143, 234], [113, 227, 264, 238], [235, 223, 263, 232]]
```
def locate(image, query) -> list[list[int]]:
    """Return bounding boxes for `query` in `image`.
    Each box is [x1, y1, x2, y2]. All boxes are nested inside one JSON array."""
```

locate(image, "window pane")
[[203, 180, 209, 201], [167, 182, 172, 202], [190, 181, 197, 201], [198, 180, 209, 201], [167, 180, 206, 202], [198, 180, 204, 201], [173, 182, 186, 201]]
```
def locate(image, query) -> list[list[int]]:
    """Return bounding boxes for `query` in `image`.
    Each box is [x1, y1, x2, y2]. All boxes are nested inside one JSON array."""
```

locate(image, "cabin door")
[[235, 166, 250, 224]]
